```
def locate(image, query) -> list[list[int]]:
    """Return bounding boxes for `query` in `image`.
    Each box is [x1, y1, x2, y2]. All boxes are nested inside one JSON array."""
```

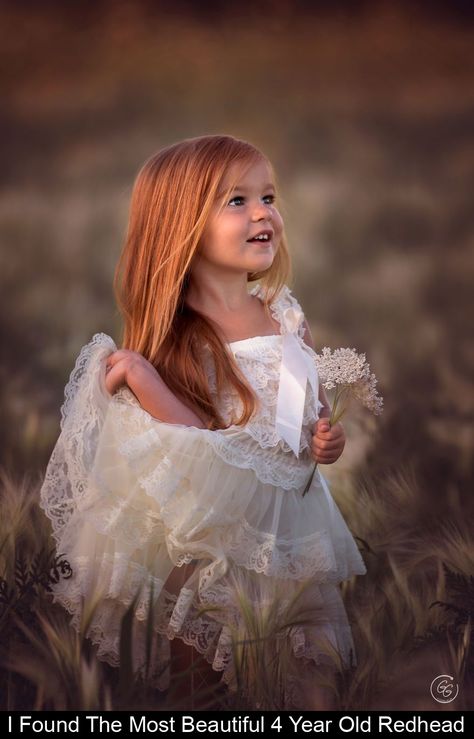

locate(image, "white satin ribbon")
[[275, 306, 319, 457]]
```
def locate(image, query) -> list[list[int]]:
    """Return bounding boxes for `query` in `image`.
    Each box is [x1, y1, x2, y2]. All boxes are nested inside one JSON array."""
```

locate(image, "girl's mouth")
[[247, 237, 273, 248]]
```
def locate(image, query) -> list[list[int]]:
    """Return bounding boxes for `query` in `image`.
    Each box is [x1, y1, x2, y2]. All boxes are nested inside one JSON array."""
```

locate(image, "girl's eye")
[[228, 194, 275, 206]]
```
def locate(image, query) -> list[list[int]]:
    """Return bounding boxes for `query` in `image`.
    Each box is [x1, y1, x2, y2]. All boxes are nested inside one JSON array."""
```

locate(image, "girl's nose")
[[252, 201, 273, 219]]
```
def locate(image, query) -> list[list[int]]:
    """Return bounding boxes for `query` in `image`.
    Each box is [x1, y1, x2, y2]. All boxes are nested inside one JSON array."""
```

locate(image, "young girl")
[[39, 134, 367, 710]]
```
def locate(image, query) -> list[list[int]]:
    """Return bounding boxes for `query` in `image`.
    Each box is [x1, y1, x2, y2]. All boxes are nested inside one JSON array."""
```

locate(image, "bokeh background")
[[1, 0, 473, 710]]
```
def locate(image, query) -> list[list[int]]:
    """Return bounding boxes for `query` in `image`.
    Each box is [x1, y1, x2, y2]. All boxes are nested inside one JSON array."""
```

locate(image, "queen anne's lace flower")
[[315, 347, 384, 415], [302, 346, 383, 496]]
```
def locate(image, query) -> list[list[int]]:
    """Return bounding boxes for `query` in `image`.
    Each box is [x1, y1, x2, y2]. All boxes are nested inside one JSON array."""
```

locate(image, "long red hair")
[[113, 134, 292, 429]]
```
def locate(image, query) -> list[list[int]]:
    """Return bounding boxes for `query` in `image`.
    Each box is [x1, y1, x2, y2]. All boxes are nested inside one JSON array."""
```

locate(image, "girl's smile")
[[247, 227, 274, 248]]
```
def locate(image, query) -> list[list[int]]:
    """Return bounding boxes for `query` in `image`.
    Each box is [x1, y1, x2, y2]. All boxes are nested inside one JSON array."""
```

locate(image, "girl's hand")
[[310, 418, 345, 465], [104, 349, 158, 396]]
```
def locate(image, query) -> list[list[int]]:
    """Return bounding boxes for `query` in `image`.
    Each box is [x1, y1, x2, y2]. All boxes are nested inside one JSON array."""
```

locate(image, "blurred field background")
[[0, 0, 473, 711]]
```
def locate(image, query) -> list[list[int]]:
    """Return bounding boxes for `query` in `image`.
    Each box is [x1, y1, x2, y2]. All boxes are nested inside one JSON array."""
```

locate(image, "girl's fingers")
[[313, 438, 343, 452], [105, 352, 115, 370], [313, 451, 338, 463], [104, 353, 128, 394], [312, 438, 345, 462], [312, 422, 345, 463], [317, 423, 344, 439], [106, 350, 125, 365], [313, 451, 341, 463], [105, 351, 126, 373]]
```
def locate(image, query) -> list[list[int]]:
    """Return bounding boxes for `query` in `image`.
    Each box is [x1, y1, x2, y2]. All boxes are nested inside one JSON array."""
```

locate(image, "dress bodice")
[[200, 283, 323, 484]]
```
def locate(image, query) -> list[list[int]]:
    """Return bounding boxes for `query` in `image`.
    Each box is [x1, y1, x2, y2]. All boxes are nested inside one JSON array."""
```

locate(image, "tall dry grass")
[[1, 459, 472, 711]]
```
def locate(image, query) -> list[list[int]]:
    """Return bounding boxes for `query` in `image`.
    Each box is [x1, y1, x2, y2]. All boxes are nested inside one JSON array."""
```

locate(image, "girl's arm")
[[106, 349, 207, 428], [129, 365, 208, 428], [302, 318, 331, 419]]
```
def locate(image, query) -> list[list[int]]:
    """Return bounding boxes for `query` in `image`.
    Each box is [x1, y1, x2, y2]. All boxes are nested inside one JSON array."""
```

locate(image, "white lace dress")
[[39, 282, 367, 709]]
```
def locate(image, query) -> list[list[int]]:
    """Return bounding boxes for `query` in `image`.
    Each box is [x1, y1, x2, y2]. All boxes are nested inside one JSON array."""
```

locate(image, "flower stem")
[[302, 460, 318, 497]]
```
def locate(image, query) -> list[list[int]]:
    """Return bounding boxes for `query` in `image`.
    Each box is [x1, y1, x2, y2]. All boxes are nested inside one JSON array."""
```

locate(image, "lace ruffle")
[[221, 515, 365, 583], [70, 385, 366, 585], [49, 549, 357, 708], [41, 332, 117, 543]]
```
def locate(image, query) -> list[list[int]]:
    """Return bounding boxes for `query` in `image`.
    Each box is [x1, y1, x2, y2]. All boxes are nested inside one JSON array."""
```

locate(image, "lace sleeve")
[[40, 333, 117, 542], [278, 284, 308, 342], [255, 282, 308, 343]]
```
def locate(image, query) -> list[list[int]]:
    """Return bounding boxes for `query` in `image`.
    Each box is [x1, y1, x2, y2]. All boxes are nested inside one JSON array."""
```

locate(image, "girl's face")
[[198, 159, 283, 275]]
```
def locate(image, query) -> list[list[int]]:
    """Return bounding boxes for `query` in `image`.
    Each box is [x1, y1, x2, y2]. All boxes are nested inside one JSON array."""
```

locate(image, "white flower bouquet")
[[302, 347, 384, 497]]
